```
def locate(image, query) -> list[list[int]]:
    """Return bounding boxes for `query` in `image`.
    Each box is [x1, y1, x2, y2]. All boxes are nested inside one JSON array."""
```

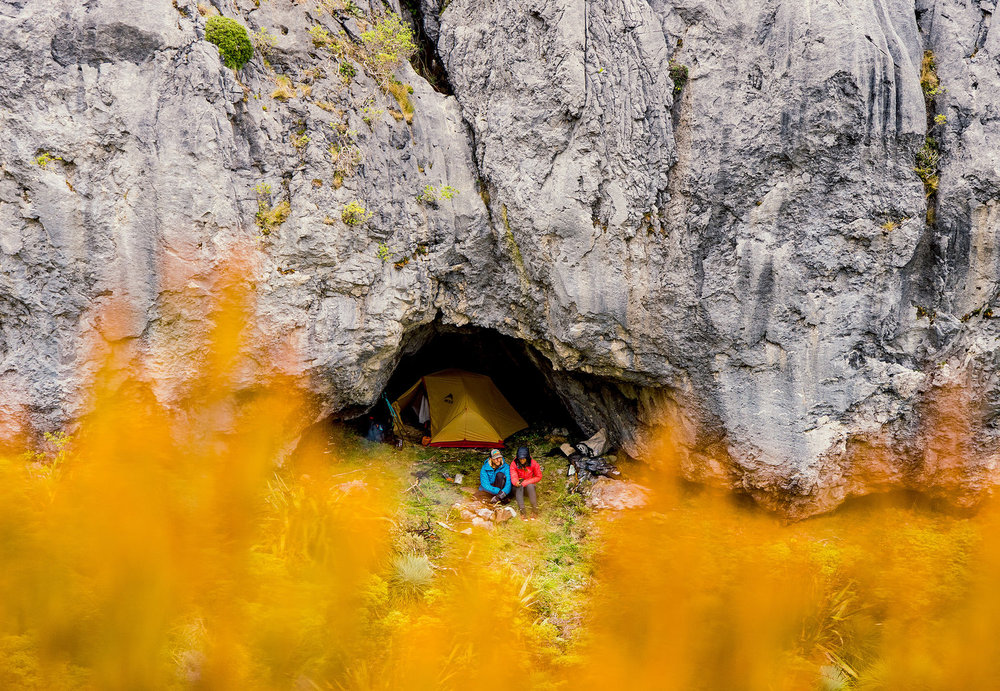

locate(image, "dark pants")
[[514, 483, 537, 512], [476, 473, 510, 504]]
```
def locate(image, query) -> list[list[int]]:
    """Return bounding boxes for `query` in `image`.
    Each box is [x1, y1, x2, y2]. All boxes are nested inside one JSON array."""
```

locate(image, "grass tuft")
[[391, 554, 434, 599]]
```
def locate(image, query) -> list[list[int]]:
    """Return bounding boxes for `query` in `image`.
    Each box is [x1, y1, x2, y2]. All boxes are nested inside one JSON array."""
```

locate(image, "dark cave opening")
[[377, 323, 581, 437], [399, 0, 454, 95]]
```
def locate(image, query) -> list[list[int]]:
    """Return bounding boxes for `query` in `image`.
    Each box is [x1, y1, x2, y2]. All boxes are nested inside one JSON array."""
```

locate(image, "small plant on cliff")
[[386, 77, 415, 123], [205, 16, 254, 69], [329, 126, 363, 188], [376, 242, 392, 262], [920, 50, 941, 99], [668, 60, 689, 95], [316, 0, 364, 17], [251, 27, 277, 59], [342, 200, 373, 226], [416, 185, 435, 203], [34, 151, 62, 169], [416, 185, 458, 205], [360, 12, 417, 85], [271, 75, 296, 100], [309, 25, 332, 48], [339, 60, 356, 83], [914, 137, 940, 194], [23, 431, 72, 486], [361, 98, 384, 128], [255, 183, 290, 235]]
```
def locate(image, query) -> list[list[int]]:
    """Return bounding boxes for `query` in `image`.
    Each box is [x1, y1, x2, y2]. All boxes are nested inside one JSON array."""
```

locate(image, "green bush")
[[342, 200, 373, 226], [205, 16, 254, 69], [360, 12, 417, 84], [339, 60, 356, 82]]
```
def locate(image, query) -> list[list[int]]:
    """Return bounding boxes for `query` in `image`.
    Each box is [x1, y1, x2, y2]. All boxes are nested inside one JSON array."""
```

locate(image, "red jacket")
[[509, 458, 542, 486]]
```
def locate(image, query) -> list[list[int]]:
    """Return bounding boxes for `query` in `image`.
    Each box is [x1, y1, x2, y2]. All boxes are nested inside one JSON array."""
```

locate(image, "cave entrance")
[[380, 324, 580, 444]]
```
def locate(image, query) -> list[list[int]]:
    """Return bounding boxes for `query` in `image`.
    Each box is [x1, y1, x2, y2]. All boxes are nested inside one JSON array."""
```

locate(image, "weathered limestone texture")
[[0, 0, 998, 516]]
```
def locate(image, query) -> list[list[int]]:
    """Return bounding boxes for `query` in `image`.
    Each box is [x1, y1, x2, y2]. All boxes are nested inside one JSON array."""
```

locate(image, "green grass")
[[316, 423, 594, 662]]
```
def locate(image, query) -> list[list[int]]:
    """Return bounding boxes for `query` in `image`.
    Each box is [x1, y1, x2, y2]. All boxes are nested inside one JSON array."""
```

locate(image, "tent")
[[391, 369, 527, 448]]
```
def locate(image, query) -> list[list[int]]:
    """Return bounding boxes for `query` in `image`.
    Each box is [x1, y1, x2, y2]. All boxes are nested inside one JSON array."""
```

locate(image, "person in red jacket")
[[510, 446, 542, 519]]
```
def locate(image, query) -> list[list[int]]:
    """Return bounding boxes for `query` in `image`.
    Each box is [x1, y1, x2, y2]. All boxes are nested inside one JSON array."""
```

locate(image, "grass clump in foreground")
[[390, 553, 434, 599]]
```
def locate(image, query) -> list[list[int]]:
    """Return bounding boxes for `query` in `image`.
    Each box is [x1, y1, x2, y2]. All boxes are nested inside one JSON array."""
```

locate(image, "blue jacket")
[[479, 457, 512, 495]]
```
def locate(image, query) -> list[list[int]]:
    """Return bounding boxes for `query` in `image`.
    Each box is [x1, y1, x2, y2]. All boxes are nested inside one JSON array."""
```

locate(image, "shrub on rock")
[[205, 16, 253, 69]]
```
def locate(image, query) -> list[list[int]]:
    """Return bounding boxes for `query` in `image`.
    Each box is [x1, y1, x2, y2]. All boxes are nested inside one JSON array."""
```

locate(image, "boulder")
[[588, 479, 651, 511]]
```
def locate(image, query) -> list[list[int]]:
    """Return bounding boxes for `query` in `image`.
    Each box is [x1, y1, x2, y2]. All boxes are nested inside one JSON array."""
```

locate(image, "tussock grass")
[[391, 554, 434, 599], [386, 79, 414, 124], [270, 75, 296, 101]]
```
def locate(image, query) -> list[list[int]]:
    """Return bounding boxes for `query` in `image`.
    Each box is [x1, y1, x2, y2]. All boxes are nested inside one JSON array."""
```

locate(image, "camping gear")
[[383, 393, 403, 428], [550, 428, 620, 488], [365, 418, 385, 443], [392, 369, 527, 448], [567, 452, 620, 486], [574, 428, 607, 457]]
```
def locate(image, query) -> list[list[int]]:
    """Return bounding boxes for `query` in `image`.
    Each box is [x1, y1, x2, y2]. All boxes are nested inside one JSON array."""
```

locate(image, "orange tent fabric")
[[392, 369, 527, 448]]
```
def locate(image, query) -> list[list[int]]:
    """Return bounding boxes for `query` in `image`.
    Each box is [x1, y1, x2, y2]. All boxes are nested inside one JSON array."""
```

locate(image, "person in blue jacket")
[[476, 448, 512, 504]]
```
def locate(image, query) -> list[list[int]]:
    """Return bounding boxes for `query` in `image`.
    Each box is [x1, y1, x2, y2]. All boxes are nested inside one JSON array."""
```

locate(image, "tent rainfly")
[[392, 369, 527, 448]]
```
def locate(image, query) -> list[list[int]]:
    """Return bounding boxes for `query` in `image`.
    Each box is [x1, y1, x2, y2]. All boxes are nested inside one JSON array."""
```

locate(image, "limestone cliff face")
[[1, 0, 998, 516]]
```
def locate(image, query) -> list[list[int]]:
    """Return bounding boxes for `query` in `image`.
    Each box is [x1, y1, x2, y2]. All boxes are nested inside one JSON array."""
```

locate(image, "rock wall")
[[1, 0, 998, 516]]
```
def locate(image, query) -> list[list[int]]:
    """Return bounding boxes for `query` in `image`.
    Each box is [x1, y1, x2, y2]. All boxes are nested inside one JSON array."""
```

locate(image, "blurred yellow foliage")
[[1, 274, 1000, 689]]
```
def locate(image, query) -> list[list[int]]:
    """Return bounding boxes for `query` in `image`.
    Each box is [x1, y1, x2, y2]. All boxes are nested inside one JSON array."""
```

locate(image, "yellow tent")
[[392, 369, 527, 448]]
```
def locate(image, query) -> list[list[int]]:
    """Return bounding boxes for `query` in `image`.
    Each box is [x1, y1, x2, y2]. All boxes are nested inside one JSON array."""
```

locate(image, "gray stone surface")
[[1, 0, 999, 516]]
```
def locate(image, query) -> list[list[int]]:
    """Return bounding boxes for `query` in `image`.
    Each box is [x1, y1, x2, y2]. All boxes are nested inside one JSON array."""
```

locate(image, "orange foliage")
[[2, 272, 1000, 690]]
